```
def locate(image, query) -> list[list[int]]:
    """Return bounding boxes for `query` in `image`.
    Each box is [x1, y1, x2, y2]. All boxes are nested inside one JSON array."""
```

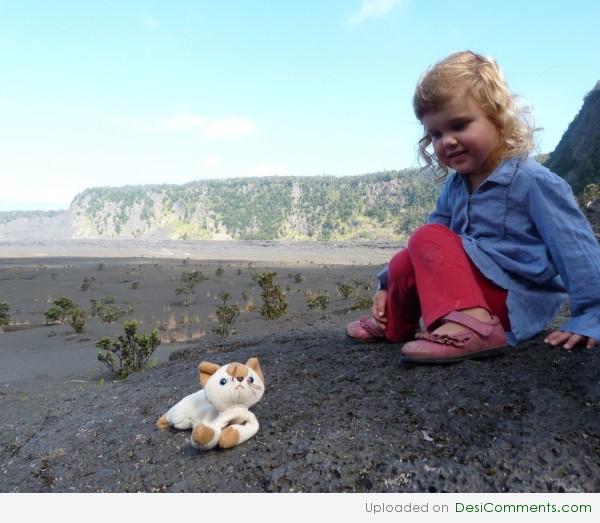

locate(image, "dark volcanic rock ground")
[[1, 327, 599, 493]]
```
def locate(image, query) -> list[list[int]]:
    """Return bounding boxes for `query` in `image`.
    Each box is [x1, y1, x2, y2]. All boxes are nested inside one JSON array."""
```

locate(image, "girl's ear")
[[198, 361, 220, 387], [245, 357, 265, 385]]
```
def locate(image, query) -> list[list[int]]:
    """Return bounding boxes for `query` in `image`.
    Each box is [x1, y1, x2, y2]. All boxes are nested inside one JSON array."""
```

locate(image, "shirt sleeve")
[[527, 171, 600, 341], [427, 176, 453, 226]]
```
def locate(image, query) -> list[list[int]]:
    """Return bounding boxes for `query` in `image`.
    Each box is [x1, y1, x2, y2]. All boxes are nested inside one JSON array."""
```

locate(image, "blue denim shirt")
[[378, 157, 600, 345]]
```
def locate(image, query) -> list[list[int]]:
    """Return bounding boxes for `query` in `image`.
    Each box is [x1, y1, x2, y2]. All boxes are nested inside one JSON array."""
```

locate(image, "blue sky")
[[1, 0, 599, 210]]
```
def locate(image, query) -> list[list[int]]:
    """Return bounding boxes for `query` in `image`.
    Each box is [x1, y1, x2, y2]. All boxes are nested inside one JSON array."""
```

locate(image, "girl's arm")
[[527, 171, 600, 347]]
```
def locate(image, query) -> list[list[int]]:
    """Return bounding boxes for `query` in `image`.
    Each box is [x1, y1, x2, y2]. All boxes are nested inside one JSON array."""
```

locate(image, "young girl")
[[347, 50, 600, 363]]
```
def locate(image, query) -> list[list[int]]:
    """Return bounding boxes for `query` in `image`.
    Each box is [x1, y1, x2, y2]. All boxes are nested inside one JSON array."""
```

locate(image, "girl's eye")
[[248, 376, 254, 384], [219, 378, 227, 386], [429, 131, 442, 140]]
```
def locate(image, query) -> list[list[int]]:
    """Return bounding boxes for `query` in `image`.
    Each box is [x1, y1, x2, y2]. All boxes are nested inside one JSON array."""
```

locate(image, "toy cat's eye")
[[248, 376, 254, 384], [219, 378, 227, 385]]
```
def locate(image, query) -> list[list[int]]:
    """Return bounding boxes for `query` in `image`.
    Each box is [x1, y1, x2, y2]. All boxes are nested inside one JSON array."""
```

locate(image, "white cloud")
[[346, 0, 404, 26], [201, 117, 257, 138], [247, 163, 289, 177]]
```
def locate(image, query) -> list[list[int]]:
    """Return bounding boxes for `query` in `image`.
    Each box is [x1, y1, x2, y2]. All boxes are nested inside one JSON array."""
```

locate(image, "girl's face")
[[422, 95, 501, 179]]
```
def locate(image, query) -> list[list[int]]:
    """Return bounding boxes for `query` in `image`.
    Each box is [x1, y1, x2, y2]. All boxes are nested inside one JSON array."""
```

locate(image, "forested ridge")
[[63, 168, 439, 241]]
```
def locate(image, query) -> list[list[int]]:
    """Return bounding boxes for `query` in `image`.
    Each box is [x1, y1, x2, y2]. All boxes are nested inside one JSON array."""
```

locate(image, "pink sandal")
[[346, 315, 386, 342], [400, 310, 507, 363]]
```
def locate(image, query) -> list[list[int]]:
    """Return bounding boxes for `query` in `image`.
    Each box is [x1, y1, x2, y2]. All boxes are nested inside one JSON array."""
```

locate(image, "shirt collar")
[[484, 157, 520, 186]]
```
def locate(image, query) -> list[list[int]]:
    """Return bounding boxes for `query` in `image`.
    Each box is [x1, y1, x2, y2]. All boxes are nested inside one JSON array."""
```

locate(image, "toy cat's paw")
[[218, 426, 240, 449], [191, 423, 218, 450]]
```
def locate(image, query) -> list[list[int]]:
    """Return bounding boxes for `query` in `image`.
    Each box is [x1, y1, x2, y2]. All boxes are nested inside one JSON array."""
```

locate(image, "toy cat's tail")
[[156, 414, 169, 430]]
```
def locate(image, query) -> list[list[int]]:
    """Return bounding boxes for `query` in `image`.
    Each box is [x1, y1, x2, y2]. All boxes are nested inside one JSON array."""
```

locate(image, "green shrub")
[[0, 301, 10, 329], [350, 295, 373, 311], [337, 281, 358, 299], [212, 292, 241, 337], [99, 304, 126, 323], [305, 289, 331, 310], [68, 308, 87, 333], [44, 297, 76, 324], [257, 272, 287, 319], [80, 275, 95, 291], [96, 321, 160, 379], [175, 270, 208, 306]]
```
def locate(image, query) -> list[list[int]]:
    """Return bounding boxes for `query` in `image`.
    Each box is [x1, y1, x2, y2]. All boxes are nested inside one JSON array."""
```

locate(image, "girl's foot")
[[346, 316, 386, 343], [430, 307, 492, 337], [400, 310, 507, 363]]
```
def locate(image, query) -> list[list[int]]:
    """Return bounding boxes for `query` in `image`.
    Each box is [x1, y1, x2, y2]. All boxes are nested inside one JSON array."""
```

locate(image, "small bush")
[[0, 301, 10, 330], [131, 281, 141, 289], [89, 297, 127, 322], [99, 304, 127, 323], [215, 265, 224, 277], [350, 295, 373, 311], [212, 292, 241, 337], [257, 272, 287, 320], [337, 281, 358, 299], [96, 321, 160, 379], [306, 290, 331, 310], [80, 275, 95, 291], [175, 270, 208, 306], [44, 297, 76, 324], [68, 308, 87, 333]]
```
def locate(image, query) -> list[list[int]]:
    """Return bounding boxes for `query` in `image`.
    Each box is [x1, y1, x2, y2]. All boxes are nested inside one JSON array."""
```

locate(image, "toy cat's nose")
[[236, 377, 244, 382]]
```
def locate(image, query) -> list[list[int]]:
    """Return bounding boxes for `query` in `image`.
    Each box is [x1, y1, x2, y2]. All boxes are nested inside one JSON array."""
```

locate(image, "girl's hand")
[[372, 290, 388, 329], [544, 330, 597, 350]]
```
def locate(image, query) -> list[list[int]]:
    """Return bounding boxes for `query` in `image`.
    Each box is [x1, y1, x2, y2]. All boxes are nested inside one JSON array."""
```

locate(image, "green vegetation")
[[68, 168, 440, 241], [80, 275, 95, 291], [257, 272, 287, 320], [212, 292, 241, 337], [68, 308, 87, 334], [0, 210, 62, 225], [0, 301, 10, 329], [305, 290, 330, 310], [44, 297, 77, 324], [96, 320, 160, 379], [89, 297, 128, 323], [350, 295, 373, 311], [175, 270, 209, 306]]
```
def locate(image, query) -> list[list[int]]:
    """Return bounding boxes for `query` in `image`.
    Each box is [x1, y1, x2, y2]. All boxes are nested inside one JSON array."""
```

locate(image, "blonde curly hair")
[[413, 51, 536, 176]]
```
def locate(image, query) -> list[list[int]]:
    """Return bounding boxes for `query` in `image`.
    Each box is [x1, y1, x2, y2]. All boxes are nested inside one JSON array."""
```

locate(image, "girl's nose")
[[442, 133, 458, 146]]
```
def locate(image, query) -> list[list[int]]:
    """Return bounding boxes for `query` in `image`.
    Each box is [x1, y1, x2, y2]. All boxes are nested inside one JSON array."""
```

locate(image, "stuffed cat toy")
[[156, 357, 265, 450]]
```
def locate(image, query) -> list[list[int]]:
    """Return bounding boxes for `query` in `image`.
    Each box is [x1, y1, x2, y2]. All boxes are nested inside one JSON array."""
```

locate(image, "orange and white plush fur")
[[156, 357, 265, 450]]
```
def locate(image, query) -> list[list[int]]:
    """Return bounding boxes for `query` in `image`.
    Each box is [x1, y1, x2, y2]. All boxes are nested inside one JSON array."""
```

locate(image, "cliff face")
[[0, 169, 439, 241], [545, 81, 600, 194]]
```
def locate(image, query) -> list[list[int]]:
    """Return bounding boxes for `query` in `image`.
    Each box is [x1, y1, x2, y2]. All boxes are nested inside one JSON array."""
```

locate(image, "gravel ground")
[[2, 325, 599, 493]]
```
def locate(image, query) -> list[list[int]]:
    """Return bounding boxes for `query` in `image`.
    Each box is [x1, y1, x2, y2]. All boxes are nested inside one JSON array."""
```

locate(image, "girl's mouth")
[[447, 150, 467, 159]]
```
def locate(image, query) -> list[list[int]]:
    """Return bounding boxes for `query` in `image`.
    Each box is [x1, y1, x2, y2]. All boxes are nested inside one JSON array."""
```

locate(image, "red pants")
[[385, 224, 510, 342]]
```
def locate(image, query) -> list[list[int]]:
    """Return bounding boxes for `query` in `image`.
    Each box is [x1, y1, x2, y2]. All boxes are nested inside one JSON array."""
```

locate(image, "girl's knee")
[[407, 223, 455, 252]]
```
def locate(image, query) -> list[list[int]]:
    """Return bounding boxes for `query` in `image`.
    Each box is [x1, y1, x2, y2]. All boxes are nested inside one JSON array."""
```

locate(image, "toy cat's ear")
[[245, 357, 264, 385], [198, 361, 220, 387]]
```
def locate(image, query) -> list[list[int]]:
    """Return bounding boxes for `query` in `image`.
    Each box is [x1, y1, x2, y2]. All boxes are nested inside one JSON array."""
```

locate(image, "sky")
[[1, 0, 599, 211]]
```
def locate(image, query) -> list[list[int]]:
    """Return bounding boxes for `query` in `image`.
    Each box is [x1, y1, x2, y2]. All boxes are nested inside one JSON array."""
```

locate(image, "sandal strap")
[[359, 316, 384, 338], [441, 310, 498, 338], [416, 330, 472, 347]]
